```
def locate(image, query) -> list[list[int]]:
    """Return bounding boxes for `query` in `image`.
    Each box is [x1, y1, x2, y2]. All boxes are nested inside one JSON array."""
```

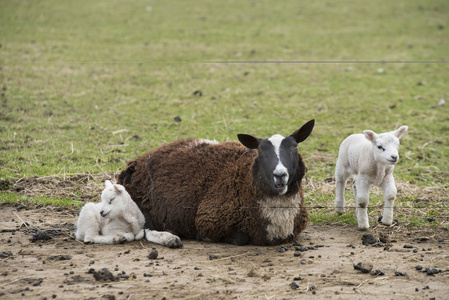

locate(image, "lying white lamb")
[[335, 125, 408, 230], [76, 180, 182, 247]]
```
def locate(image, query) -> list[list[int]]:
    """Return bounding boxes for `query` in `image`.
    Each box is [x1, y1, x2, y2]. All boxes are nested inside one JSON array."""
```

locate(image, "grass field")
[[1, 0, 448, 228]]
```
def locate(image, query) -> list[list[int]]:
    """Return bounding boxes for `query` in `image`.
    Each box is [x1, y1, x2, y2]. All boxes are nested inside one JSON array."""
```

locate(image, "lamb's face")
[[370, 134, 401, 166], [363, 126, 408, 166], [99, 186, 125, 219]]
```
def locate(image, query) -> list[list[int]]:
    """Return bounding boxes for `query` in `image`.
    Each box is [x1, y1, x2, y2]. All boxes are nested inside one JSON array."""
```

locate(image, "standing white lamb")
[[335, 125, 408, 230], [76, 180, 182, 247]]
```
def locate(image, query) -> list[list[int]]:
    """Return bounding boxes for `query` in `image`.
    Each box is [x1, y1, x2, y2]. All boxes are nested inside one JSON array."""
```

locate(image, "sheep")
[[118, 119, 315, 246], [75, 180, 183, 247], [334, 125, 408, 230]]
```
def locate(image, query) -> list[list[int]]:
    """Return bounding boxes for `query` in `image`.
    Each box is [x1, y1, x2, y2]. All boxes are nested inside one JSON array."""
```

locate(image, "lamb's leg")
[[380, 174, 397, 226], [144, 229, 183, 248], [135, 229, 145, 240], [76, 203, 102, 243], [92, 235, 125, 244], [335, 168, 349, 215], [355, 178, 370, 230]]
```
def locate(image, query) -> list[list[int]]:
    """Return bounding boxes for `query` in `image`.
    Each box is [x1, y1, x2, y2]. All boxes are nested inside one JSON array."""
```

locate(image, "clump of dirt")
[[91, 268, 118, 282]]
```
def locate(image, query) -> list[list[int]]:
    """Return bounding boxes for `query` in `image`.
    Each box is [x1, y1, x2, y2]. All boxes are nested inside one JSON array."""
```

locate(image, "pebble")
[[361, 234, 376, 245], [148, 248, 158, 260], [353, 262, 373, 274], [370, 269, 385, 276]]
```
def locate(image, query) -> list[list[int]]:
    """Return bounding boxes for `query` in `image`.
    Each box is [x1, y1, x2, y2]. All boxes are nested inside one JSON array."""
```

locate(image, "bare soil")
[[1, 204, 448, 300]]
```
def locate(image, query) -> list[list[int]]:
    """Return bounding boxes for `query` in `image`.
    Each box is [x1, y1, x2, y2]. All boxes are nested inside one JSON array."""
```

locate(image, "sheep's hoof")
[[166, 237, 183, 248], [358, 223, 370, 231], [118, 237, 127, 244]]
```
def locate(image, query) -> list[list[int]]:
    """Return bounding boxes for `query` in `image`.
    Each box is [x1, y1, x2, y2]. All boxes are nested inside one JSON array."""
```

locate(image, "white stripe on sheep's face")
[[238, 120, 315, 196]]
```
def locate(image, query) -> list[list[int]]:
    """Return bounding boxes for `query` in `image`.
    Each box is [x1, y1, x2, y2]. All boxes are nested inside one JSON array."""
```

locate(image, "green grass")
[[0, 192, 83, 208], [1, 0, 448, 226]]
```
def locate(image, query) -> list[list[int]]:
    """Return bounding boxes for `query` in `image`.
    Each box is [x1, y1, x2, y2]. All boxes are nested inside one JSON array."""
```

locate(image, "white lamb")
[[335, 125, 408, 230], [76, 180, 183, 247]]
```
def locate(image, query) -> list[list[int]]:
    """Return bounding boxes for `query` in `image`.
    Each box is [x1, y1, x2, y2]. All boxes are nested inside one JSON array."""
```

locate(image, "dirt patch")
[[1, 205, 448, 299]]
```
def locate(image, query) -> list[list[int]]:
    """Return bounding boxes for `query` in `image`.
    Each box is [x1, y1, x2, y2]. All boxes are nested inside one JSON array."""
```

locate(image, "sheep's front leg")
[[380, 174, 397, 226], [144, 229, 183, 248], [335, 170, 349, 215], [355, 178, 370, 230]]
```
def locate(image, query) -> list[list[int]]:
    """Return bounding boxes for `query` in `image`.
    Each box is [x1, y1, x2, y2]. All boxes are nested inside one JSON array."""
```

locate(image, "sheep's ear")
[[113, 184, 123, 194], [363, 130, 377, 142], [238, 134, 261, 149], [105, 180, 113, 188], [290, 119, 315, 143], [394, 126, 408, 139]]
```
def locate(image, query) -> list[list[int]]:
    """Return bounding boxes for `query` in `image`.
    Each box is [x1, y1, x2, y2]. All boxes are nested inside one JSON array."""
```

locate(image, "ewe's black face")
[[238, 120, 315, 196], [257, 135, 299, 195]]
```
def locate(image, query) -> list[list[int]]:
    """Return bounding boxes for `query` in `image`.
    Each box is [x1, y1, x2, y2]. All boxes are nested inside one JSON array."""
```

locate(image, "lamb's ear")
[[290, 119, 315, 143], [363, 130, 377, 142], [238, 134, 261, 149], [113, 184, 123, 194], [394, 125, 408, 139], [105, 180, 113, 188]]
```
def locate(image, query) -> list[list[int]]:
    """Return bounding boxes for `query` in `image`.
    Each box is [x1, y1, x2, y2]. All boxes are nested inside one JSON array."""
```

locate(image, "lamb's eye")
[[377, 145, 385, 151], [109, 197, 115, 204]]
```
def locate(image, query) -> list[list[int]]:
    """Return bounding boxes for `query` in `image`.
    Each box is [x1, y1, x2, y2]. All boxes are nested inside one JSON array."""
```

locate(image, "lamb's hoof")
[[358, 224, 370, 231], [118, 237, 127, 244], [335, 207, 345, 215], [166, 237, 183, 248], [379, 216, 395, 226]]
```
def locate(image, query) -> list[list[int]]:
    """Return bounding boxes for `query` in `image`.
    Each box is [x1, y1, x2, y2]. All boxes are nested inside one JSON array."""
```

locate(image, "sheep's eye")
[[109, 197, 115, 204], [377, 145, 385, 151]]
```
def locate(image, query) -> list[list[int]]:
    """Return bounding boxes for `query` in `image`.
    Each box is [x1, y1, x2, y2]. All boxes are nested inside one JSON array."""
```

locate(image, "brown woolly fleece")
[[118, 138, 309, 246]]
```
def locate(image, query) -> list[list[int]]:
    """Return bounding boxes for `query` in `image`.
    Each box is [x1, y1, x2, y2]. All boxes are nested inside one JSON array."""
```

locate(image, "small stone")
[[370, 269, 385, 276], [290, 282, 299, 290], [361, 234, 376, 245], [192, 90, 203, 97], [353, 262, 373, 273], [148, 248, 158, 260], [415, 265, 423, 271]]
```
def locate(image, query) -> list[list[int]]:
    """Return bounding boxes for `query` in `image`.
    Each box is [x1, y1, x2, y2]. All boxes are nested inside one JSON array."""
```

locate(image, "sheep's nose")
[[100, 210, 105, 217], [273, 172, 288, 184], [391, 155, 398, 162]]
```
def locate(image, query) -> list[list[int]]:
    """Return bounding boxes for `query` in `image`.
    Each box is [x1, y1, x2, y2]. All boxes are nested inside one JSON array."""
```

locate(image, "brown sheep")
[[118, 120, 315, 246]]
